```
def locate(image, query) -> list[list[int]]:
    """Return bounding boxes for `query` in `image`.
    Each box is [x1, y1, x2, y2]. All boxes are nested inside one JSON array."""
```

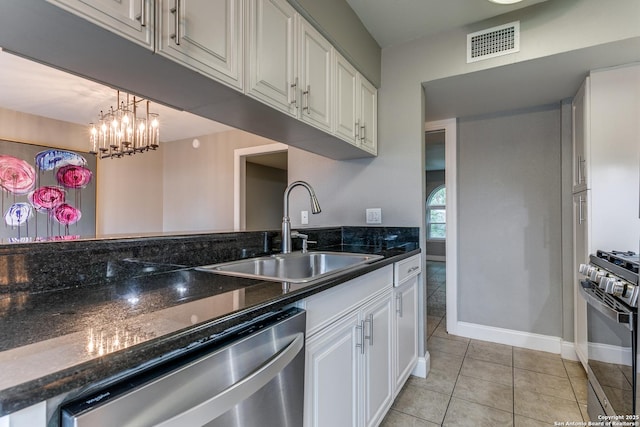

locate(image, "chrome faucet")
[[281, 181, 321, 254]]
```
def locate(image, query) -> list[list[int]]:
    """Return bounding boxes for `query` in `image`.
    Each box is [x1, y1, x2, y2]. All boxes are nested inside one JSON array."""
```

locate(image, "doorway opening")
[[424, 119, 457, 336], [234, 143, 288, 231]]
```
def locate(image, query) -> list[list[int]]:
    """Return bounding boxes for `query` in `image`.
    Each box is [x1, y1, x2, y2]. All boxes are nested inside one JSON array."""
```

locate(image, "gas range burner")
[[596, 250, 639, 275]]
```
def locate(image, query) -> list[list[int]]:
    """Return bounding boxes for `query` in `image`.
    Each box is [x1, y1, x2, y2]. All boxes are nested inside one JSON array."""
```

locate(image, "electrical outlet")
[[366, 208, 382, 224], [301, 210, 309, 225]]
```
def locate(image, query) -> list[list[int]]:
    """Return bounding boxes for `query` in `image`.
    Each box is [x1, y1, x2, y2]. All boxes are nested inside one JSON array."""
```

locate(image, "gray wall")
[[426, 170, 445, 258], [457, 105, 563, 337], [246, 162, 287, 230]]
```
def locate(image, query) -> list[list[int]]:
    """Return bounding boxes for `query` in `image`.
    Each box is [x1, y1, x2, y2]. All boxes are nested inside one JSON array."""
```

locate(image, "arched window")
[[427, 185, 446, 240]]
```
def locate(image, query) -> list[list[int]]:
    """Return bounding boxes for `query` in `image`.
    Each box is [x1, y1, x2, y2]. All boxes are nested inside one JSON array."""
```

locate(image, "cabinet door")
[[305, 312, 360, 427], [358, 76, 377, 155], [334, 53, 358, 144], [573, 191, 589, 369], [362, 294, 393, 427], [246, 0, 297, 116], [298, 19, 333, 132], [47, 0, 153, 48], [158, 0, 243, 90], [572, 77, 589, 192], [394, 276, 419, 392]]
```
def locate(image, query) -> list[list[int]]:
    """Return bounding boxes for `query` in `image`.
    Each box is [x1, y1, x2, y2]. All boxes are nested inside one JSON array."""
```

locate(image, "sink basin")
[[196, 251, 383, 283]]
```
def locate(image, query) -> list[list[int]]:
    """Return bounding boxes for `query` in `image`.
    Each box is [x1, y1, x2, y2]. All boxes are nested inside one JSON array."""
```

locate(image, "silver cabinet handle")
[[289, 77, 298, 107], [360, 124, 366, 142], [396, 293, 403, 317], [302, 85, 310, 114], [577, 155, 586, 184], [136, 0, 146, 27], [407, 266, 419, 274], [156, 333, 304, 427], [364, 314, 373, 346], [577, 155, 582, 184], [578, 195, 585, 225], [355, 321, 365, 354], [170, 0, 181, 45]]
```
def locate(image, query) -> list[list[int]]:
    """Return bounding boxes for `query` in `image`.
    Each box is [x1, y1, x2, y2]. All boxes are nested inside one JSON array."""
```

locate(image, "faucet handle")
[[291, 231, 310, 253]]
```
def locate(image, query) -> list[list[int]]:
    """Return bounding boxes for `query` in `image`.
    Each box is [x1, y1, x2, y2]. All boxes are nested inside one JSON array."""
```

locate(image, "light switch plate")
[[301, 210, 309, 225], [366, 208, 382, 224]]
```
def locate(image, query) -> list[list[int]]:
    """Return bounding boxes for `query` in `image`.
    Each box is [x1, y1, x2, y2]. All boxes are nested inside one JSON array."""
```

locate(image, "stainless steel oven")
[[579, 250, 639, 419], [60, 307, 305, 427]]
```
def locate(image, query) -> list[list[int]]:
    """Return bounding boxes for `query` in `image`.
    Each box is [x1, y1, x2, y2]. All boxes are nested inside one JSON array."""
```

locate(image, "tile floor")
[[381, 261, 589, 426]]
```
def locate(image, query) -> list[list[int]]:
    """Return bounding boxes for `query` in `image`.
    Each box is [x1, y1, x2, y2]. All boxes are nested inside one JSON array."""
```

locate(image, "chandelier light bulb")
[[89, 90, 160, 159]]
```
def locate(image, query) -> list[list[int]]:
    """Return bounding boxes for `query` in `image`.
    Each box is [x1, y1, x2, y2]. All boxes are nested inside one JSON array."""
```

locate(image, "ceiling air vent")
[[467, 21, 520, 63]]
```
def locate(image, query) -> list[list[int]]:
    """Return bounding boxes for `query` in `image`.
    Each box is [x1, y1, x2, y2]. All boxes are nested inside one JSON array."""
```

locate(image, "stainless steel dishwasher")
[[60, 308, 305, 427]]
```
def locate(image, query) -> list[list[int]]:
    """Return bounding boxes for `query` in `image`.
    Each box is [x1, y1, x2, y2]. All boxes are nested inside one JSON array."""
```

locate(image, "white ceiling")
[[345, 0, 549, 48]]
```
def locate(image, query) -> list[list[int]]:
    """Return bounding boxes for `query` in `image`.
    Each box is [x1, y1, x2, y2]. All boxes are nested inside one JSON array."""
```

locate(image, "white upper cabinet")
[[358, 76, 377, 155], [334, 52, 378, 155], [45, 0, 377, 158], [572, 77, 590, 193], [246, 0, 298, 116], [334, 53, 358, 143], [298, 18, 333, 133], [158, 0, 243, 90], [46, 0, 154, 48]]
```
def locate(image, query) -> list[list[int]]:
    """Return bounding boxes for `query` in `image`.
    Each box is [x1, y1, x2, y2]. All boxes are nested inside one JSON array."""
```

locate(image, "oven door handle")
[[579, 281, 634, 330]]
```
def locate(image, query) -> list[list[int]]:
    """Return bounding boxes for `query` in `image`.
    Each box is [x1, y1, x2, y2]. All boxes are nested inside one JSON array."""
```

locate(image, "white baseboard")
[[561, 341, 579, 361], [455, 321, 575, 356], [425, 255, 446, 262], [588, 342, 632, 366], [411, 352, 430, 378]]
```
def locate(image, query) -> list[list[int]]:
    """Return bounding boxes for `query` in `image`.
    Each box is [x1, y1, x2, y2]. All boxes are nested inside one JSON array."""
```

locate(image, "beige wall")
[[162, 129, 284, 233], [97, 149, 164, 236], [0, 106, 86, 151]]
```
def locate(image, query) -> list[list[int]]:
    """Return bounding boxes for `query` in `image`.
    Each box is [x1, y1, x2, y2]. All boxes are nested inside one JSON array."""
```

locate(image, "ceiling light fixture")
[[89, 90, 159, 159], [488, 0, 524, 4]]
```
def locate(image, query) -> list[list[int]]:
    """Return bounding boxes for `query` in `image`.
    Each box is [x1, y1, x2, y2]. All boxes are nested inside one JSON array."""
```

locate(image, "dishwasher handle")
[[156, 332, 304, 427]]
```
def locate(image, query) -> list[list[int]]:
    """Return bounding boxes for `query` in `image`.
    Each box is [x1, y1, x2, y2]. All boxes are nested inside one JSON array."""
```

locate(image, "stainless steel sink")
[[196, 251, 383, 283]]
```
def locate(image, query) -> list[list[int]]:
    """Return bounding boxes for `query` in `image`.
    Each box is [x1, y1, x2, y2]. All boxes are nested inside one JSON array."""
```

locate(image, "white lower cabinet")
[[305, 291, 392, 427], [0, 402, 46, 427], [305, 310, 361, 426], [392, 254, 421, 393], [302, 261, 418, 427], [361, 293, 393, 427], [393, 274, 419, 391]]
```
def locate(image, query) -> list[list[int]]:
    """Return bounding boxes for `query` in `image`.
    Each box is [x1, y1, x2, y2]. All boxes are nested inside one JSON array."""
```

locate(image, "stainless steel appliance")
[[579, 250, 639, 418], [60, 308, 305, 427]]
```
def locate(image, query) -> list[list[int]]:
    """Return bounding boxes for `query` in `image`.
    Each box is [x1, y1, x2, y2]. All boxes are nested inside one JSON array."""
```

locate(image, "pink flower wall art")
[[0, 155, 36, 195], [0, 142, 96, 242]]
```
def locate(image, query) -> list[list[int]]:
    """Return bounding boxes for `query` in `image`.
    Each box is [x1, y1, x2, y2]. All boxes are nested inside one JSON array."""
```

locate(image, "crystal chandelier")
[[89, 91, 159, 159]]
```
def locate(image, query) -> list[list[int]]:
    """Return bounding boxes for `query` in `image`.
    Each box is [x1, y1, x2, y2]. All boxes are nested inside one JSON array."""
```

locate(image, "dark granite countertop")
[[0, 243, 420, 417]]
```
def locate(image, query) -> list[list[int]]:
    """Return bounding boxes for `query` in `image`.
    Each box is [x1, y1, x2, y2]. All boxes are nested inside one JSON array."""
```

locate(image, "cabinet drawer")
[[302, 265, 393, 337], [393, 255, 421, 287]]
